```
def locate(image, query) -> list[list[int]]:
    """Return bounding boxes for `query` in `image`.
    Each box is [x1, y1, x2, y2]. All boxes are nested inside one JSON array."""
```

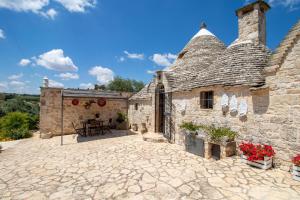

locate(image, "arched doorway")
[[155, 84, 165, 133]]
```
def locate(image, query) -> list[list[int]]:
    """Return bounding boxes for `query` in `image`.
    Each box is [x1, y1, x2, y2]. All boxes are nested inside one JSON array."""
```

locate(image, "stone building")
[[40, 86, 131, 136], [128, 0, 300, 168]]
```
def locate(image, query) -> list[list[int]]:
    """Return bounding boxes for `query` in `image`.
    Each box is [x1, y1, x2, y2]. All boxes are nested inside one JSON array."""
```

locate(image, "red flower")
[[239, 142, 275, 161], [292, 154, 300, 166]]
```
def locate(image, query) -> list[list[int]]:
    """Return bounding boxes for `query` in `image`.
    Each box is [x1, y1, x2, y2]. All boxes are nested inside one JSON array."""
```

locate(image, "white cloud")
[[245, 0, 300, 11], [89, 66, 114, 85], [124, 51, 144, 60], [19, 58, 31, 66], [0, 0, 49, 13], [0, 0, 96, 19], [119, 56, 125, 62], [9, 80, 26, 87], [8, 73, 23, 80], [146, 70, 156, 74], [79, 83, 94, 89], [56, 72, 79, 80], [0, 29, 5, 39], [151, 53, 177, 67], [36, 49, 78, 71], [49, 79, 64, 88], [268, 0, 300, 10], [54, 0, 97, 12], [40, 8, 57, 19], [0, 82, 8, 91]]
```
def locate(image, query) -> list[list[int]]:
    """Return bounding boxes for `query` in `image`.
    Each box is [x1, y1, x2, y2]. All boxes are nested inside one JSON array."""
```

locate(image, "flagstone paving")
[[0, 131, 300, 200]]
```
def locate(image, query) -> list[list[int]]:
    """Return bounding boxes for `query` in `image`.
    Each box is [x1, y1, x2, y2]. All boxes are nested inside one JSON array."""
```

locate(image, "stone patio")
[[0, 131, 299, 200]]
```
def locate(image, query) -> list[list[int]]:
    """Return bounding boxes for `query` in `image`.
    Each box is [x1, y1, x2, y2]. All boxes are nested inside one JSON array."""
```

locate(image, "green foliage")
[[0, 112, 32, 140], [0, 94, 39, 131], [116, 112, 128, 123], [179, 122, 200, 132], [199, 125, 237, 142], [106, 76, 145, 92], [0, 96, 39, 117]]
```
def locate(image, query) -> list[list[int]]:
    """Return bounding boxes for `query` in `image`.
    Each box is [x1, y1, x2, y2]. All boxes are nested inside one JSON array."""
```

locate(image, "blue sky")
[[0, 0, 299, 94]]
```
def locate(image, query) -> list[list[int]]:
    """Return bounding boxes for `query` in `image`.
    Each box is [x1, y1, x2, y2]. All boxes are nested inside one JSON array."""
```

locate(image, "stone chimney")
[[43, 76, 49, 88], [236, 0, 270, 45]]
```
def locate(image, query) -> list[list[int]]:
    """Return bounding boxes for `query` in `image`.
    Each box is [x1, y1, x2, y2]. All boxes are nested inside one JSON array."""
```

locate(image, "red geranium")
[[239, 142, 275, 161], [292, 154, 300, 166]]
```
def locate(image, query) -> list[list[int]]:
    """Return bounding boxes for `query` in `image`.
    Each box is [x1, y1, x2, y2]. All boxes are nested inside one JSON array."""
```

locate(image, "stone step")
[[142, 133, 168, 143]]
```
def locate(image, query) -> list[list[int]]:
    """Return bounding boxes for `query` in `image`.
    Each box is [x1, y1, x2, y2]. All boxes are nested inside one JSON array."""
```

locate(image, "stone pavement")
[[0, 131, 299, 200]]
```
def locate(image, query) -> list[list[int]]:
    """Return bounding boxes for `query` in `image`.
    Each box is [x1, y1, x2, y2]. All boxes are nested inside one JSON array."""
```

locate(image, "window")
[[134, 103, 138, 110], [200, 91, 214, 109]]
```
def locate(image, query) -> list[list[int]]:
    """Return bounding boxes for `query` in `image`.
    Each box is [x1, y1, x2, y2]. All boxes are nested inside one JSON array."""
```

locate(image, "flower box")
[[292, 165, 300, 181], [241, 154, 273, 170]]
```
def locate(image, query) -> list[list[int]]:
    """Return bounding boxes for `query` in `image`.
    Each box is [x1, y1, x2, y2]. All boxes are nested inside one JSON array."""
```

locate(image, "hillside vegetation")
[[0, 93, 39, 141]]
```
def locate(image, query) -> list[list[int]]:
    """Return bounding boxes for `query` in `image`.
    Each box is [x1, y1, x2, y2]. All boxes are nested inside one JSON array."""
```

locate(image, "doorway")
[[155, 84, 165, 133]]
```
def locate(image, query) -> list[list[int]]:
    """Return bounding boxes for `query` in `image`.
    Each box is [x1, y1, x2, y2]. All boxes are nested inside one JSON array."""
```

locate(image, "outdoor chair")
[[72, 122, 86, 137], [88, 119, 102, 135]]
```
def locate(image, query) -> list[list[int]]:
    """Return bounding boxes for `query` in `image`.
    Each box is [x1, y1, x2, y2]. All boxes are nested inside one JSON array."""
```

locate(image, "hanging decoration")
[[229, 95, 238, 113], [84, 100, 96, 109], [97, 98, 107, 107], [221, 93, 229, 109], [239, 99, 248, 117], [72, 99, 79, 106]]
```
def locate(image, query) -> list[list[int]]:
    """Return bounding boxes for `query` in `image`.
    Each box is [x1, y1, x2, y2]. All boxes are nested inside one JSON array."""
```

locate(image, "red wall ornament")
[[97, 98, 106, 107], [72, 99, 79, 106]]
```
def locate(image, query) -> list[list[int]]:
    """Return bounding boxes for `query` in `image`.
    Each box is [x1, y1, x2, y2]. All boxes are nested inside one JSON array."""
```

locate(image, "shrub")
[[292, 154, 300, 166], [28, 115, 39, 130], [0, 112, 32, 140], [179, 122, 200, 132], [207, 126, 237, 142], [116, 112, 127, 123]]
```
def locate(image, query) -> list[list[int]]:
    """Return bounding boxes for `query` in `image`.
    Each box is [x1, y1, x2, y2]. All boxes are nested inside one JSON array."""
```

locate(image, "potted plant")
[[116, 112, 128, 130], [292, 154, 300, 181], [180, 122, 205, 157], [203, 125, 237, 159], [239, 142, 275, 170]]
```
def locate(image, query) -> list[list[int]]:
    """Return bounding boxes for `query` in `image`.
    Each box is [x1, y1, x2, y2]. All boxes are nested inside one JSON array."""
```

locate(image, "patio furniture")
[[84, 119, 104, 136], [72, 122, 86, 137]]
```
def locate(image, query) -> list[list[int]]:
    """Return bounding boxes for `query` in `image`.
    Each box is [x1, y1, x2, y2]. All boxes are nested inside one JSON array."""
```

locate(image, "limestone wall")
[[128, 99, 153, 133], [39, 88, 62, 135], [40, 88, 129, 135]]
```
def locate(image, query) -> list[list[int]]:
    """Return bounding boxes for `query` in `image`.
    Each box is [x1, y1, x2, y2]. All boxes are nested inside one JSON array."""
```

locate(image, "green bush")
[[180, 122, 200, 132], [198, 125, 237, 142], [116, 112, 128, 123], [28, 115, 39, 130], [0, 112, 32, 140]]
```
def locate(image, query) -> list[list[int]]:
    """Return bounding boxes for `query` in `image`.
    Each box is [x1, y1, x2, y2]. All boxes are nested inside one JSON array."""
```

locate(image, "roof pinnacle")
[[200, 22, 207, 29]]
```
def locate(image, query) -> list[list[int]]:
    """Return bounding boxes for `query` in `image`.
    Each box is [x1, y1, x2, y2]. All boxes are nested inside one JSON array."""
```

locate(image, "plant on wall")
[[84, 100, 96, 109], [179, 122, 200, 132], [116, 112, 127, 124]]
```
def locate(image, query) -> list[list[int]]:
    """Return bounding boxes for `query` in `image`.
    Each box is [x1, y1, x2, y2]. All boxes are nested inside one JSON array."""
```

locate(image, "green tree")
[[0, 96, 39, 116], [106, 76, 145, 92]]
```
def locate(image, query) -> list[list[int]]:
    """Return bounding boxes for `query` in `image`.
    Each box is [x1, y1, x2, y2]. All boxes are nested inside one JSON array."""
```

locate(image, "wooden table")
[[82, 120, 104, 136]]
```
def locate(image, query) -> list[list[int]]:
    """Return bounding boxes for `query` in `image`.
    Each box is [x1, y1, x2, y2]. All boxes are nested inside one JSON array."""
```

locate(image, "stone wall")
[[40, 88, 129, 135], [128, 99, 153, 133]]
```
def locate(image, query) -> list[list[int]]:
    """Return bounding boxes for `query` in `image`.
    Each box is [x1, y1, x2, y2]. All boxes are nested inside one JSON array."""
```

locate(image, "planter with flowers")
[[239, 142, 275, 170], [292, 154, 300, 181]]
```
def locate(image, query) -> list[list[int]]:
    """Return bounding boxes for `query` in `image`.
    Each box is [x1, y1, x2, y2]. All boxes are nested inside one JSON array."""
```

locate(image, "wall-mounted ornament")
[[97, 98, 107, 107], [239, 99, 248, 117], [84, 100, 96, 109], [221, 93, 229, 114], [72, 99, 79, 106], [229, 95, 238, 114]]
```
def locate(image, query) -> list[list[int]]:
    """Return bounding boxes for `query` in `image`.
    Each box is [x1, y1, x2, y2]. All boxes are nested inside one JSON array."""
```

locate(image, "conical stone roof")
[[166, 24, 226, 91]]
